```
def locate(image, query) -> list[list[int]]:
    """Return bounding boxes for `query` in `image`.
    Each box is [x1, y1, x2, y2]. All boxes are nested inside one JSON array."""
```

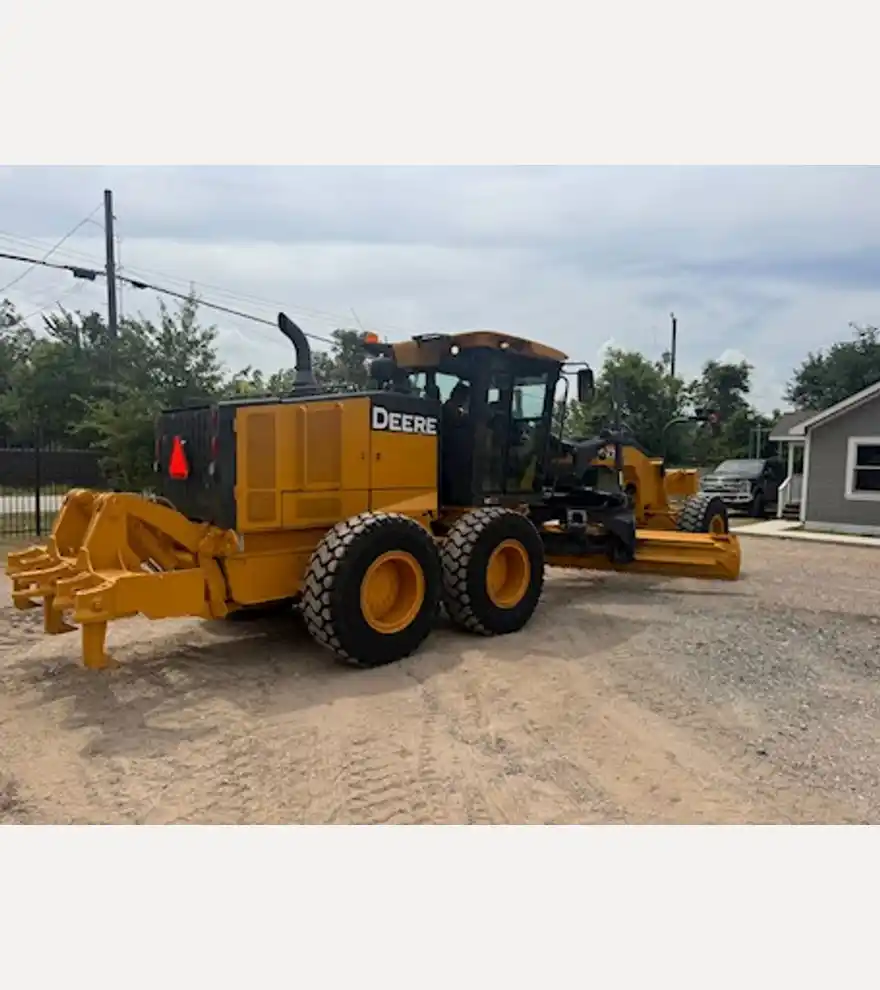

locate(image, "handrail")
[[777, 473, 803, 518], [777, 476, 791, 518]]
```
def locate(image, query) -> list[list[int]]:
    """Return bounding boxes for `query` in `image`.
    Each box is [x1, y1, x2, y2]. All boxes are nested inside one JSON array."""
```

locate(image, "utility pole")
[[104, 189, 118, 338], [669, 312, 678, 378]]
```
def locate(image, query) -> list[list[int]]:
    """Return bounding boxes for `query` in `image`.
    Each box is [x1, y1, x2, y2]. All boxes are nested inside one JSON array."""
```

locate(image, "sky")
[[2, 165, 880, 413]]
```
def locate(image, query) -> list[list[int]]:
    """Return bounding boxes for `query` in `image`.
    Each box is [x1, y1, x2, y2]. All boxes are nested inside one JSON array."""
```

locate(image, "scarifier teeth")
[[54, 571, 107, 610], [9, 554, 79, 609], [7, 546, 53, 571]]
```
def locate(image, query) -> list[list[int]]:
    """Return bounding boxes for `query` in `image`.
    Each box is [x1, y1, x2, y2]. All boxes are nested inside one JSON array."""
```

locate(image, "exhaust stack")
[[278, 312, 317, 389]]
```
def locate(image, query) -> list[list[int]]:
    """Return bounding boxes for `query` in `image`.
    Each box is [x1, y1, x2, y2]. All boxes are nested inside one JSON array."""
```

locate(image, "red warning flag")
[[169, 435, 189, 480]]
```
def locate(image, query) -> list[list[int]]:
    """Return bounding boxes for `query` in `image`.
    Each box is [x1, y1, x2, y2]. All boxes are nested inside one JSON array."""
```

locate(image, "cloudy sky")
[[2, 165, 879, 412]]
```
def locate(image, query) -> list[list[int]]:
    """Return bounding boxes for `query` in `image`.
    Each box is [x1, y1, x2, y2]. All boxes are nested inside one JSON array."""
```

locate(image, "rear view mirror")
[[576, 367, 595, 403]]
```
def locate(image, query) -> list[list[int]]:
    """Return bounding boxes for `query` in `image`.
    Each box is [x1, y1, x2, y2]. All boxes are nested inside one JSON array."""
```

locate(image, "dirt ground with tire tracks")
[[2, 535, 879, 825]]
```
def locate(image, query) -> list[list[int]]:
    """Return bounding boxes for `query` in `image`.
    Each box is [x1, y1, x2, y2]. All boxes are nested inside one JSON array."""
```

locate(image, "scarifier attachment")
[[546, 528, 742, 582], [6, 489, 238, 669]]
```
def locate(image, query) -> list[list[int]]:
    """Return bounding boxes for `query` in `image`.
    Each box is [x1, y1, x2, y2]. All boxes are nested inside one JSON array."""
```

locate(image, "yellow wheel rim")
[[709, 514, 727, 535], [486, 540, 531, 609], [360, 551, 425, 635]]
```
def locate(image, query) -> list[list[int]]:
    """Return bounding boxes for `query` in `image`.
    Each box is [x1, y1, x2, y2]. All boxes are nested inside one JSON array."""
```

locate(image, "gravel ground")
[[1, 536, 879, 824]]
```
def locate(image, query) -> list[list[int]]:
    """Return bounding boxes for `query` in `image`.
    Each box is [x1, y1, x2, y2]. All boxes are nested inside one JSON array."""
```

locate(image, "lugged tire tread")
[[440, 507, 545, 636], [302, 511, 439, 667]]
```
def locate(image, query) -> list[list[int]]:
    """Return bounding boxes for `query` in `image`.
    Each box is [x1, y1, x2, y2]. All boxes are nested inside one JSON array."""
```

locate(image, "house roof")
[[791, 378, 880, 435], [769, 409, 816, 442]]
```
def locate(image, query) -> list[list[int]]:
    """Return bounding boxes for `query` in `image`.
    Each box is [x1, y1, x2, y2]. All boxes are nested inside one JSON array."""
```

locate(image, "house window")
[[845, 437, 880, 500]]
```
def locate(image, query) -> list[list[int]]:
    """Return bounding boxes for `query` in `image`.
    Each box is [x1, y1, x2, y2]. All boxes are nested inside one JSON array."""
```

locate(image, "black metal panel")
[[155, 404, 232, 528]]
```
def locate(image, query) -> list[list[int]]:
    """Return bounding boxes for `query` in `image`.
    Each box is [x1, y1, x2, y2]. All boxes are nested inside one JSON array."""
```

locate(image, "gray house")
[[770, 379, 880, 534]]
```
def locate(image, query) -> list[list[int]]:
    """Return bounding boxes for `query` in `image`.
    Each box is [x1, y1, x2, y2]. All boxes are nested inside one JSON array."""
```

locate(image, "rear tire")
[[441, 507, 545, 636], [678, 493, 729, 535], [302, 512, 441, 668]]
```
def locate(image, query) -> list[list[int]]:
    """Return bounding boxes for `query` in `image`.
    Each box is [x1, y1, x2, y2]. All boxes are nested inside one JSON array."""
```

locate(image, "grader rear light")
[[168, 436, 189, 480]]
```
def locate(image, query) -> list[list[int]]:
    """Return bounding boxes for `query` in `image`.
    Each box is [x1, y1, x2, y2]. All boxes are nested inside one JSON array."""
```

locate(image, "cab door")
[[474, 365, 553, 497]]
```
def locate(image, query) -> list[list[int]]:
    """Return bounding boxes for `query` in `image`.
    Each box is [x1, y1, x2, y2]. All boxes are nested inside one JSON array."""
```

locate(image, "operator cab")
[[367, 330, 593, 508]]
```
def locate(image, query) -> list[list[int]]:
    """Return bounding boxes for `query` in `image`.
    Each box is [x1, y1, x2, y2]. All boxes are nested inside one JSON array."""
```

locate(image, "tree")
[[687, 359, 750, 463], [225, 366, 266, 397], [569, 348, 688, 458], [79, 295, 226, 487], [786, 324, 880, 410], [83, 390, 158, 490], [226, 329, 371, 400], [145, 296, 225, 407], [312, 329, 371, 390], [0, 300, 36, 441], [686, 358, 773, 463], [0, 307, 108, 445], [688, 359, 752, 421]]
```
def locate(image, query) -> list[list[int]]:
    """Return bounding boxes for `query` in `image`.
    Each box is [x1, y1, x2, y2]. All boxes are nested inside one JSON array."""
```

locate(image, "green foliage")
[[565, 348, 688, 457], [226, 366, 266, 397], [147, 297, 226, 407], [786, 324, 880, 409], [685, 358, 771, 464], [0, 300, 35, 405], [689, 358, 752, 420], [1, 305, 102, 444], [560, 349, 777, 467], [224, 329, 370, 399], [312, 329, 371, 389], [82, 390, 158, 490]]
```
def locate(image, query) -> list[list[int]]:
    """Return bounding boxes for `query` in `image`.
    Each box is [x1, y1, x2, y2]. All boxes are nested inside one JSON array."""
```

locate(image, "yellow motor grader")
[[6, 315, 741, 670]]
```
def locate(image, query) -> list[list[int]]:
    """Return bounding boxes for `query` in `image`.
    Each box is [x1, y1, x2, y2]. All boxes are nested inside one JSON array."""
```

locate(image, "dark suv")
[[699, 457, 786, 517]]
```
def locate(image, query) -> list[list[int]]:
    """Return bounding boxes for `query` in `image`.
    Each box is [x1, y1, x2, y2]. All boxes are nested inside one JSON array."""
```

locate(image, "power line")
[[0, 226, 420, 339], [0, 247, 337, 347], [1, 228, 368, 330], [115, 258, 414, 335], [0, 249, 101, 281], [0, 229, 104, 268], [0, 206, 103, 295], [124, 274, 336, 346]]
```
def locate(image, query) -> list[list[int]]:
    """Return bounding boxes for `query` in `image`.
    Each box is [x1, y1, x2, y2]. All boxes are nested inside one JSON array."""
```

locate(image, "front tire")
[[440, 507, 545, 636], [678, 493, 729, 534], [302, 512, 441, 667]]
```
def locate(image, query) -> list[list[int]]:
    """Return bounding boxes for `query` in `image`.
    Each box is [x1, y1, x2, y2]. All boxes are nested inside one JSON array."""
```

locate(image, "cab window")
[[480, 370, 551, 495], [407, 371, 466, 402], [508, 375, 550, 494]]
